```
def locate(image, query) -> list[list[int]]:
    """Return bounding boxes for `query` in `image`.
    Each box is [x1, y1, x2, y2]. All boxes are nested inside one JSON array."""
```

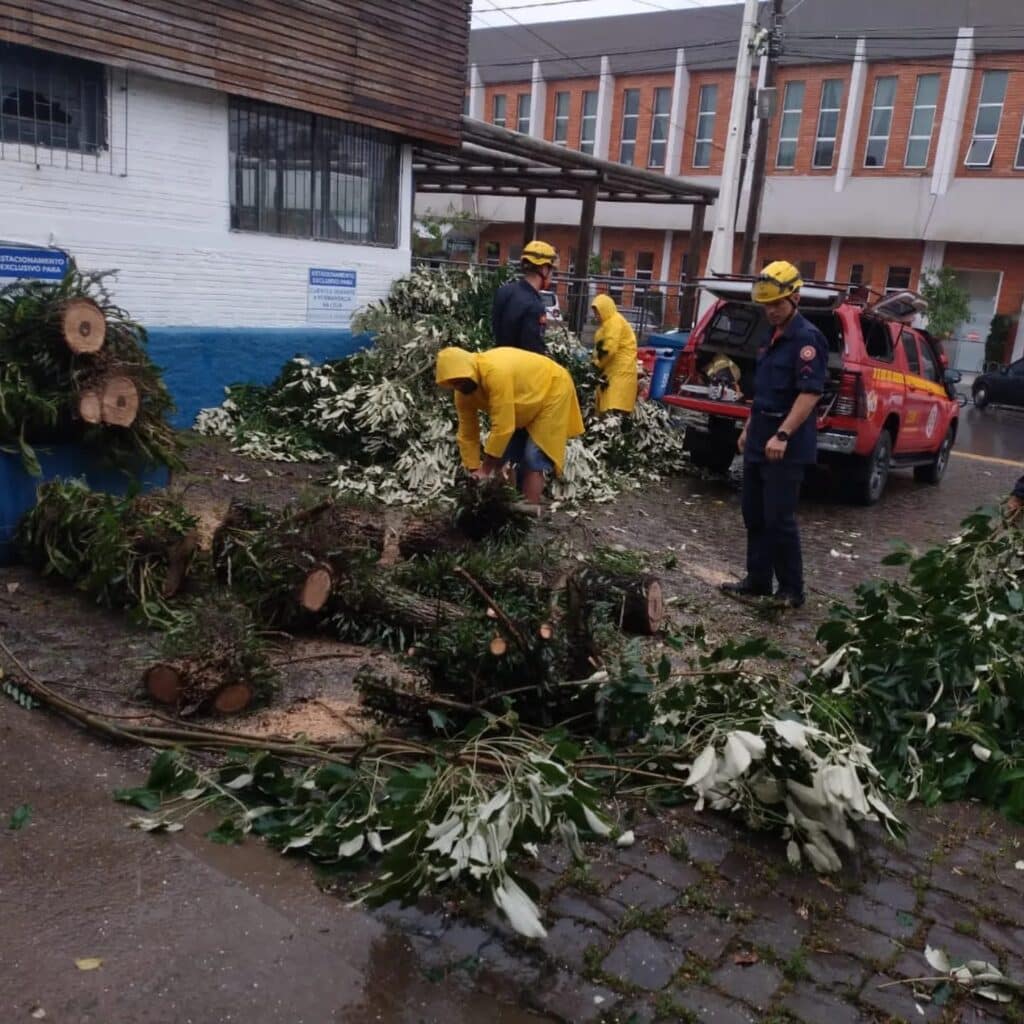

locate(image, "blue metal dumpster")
[[0, 449, 170, 565]]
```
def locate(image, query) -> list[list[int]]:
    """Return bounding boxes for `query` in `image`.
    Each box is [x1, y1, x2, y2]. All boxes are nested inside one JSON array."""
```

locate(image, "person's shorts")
[[501, 428, 554, 472]]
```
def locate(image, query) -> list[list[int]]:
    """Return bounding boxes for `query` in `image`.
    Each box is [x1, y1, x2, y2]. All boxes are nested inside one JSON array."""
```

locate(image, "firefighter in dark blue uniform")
[[720, 261, 828, 609], [491, 239, 558, 354]]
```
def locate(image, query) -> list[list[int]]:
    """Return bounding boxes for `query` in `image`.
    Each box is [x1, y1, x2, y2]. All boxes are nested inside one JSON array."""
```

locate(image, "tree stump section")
[[61, 298, 106, 354], [299, 565, 334, 613], [77, 390, 102, 424], [621, 575, 664, 635], [213, 682, 255, 714], [100, 376, 141, 427], [161, 531, 199, 599], [144, 663, 184, 706]]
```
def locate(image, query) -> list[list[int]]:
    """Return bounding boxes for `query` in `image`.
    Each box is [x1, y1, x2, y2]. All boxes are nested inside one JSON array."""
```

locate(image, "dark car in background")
[[972, 357, 1024, 409]]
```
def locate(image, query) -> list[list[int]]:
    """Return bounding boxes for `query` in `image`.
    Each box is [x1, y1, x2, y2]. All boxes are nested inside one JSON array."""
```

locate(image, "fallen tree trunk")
[[100, 375, 141, 427], [572, 569, 665, 636], [61, 297, 106, 354]]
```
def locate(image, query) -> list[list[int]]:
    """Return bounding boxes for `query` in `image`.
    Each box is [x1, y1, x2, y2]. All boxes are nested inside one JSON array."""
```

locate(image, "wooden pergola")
[[413, 117, 719, 328]]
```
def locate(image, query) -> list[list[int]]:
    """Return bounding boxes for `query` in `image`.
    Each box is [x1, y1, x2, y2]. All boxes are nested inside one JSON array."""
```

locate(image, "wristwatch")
[[775, 430, 790, 442]]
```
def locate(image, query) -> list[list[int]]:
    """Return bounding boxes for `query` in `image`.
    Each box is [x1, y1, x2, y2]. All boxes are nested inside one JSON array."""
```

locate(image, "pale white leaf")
[[493, 877, 547, 939], [337, 834, 364, 857], [924, 945, 950, 974], [224, 773, 254, 790], [971, 743, 992, 762]]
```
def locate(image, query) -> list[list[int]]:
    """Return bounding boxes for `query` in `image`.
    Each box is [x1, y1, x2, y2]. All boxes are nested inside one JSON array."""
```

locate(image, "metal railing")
[[412, 256, 697, 341]]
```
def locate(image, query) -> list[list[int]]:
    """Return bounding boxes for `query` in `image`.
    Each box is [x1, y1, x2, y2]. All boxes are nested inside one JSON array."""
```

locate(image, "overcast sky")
[[471, 0, 737, 28]]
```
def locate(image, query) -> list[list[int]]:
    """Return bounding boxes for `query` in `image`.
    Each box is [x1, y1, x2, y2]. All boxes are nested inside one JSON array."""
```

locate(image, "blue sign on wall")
[[307, 267, 358, 326], [0, 247, 69, 281]]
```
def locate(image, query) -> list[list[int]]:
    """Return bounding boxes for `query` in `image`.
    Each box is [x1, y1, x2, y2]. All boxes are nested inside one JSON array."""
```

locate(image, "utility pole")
[[701, 0, 760, 314], [740, 0, 783, 275]]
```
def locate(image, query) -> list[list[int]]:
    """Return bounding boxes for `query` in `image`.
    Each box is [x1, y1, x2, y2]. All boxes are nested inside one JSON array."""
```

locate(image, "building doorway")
[[946, 268, 1002, 373]]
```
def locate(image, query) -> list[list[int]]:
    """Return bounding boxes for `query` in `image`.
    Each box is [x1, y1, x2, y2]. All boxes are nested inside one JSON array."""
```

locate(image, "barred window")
[[229, 97, 401, 248], [0, 42, 106, 154]]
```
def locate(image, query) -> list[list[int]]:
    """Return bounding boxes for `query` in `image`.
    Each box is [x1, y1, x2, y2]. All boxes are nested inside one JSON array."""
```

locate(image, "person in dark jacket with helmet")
[[491, 239, 558, 355], [720, 261, 828, 610]]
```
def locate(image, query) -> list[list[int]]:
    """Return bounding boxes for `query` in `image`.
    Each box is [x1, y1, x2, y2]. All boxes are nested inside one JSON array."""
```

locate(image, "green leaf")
[[206, 819, 245, 845], [427, 709, 451, 732], [113, 787, 162, 811], [8, 803, 32, 830]]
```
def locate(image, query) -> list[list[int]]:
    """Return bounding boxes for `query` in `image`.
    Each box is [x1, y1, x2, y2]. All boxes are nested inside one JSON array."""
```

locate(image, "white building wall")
[[0, 73, 412, 326]]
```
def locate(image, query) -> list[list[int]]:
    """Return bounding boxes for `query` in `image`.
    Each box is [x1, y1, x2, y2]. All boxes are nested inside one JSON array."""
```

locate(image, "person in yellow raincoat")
[[590, 294, 638, 414], [435, 346, 584, 505]]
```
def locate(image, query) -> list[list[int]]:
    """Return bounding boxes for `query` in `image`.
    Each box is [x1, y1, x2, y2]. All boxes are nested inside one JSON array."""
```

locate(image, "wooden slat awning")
[[413, 117, 719, 207]]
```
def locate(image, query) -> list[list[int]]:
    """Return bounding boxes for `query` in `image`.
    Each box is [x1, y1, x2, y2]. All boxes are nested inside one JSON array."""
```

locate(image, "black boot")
[[720, 578, 772, 598], [772, 590, 806, 609]]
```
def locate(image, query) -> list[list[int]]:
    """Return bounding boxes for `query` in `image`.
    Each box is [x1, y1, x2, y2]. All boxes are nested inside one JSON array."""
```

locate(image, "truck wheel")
[[684, 432, 736, 474], [914, 427, 954, 484], [849, 430, 892, 505], [972, 384, 989, 409]]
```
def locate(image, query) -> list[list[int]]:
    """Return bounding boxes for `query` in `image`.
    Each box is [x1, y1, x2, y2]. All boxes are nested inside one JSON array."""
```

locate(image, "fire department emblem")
[[800, 345, 816, 361], [925, 405, 939, 438], [866, 390, 878, 415]]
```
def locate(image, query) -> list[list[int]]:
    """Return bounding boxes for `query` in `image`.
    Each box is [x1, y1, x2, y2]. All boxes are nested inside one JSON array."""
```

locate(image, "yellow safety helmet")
[[521, 239, 558, 269], [752, 260, 803, 304]]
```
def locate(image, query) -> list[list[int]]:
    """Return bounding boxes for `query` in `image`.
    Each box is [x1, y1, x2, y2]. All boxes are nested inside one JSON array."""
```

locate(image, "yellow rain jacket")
[[591, 294, 638, 414], [435, 346, 584, 476]]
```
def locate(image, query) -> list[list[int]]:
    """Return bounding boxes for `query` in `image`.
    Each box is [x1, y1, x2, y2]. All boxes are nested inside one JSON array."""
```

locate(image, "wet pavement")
[[954, 403, 1024, 464], [2, 437, 1023, 1023]]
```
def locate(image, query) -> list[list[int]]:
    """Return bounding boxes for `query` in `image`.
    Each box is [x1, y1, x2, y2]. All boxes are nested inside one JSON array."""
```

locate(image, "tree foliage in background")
[[920, 267, 971, 341]]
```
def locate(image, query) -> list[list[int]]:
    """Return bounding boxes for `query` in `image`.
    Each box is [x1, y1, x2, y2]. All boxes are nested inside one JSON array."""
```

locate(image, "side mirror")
[[944, 369, 962, 384]]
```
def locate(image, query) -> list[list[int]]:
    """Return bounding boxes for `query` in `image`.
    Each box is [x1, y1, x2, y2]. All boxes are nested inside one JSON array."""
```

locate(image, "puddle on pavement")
[[177, 811, 547, 1024]]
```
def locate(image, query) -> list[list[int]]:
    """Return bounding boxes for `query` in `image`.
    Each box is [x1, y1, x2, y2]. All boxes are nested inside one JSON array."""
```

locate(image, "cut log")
[[212, 682, 255, 714], [100, 376, 141, 427], [299, 564, 334, 613], [538, 622, 554, 640], [362, 579, 468, 630], [78, 389, 102, 424], [489, 635, 508, 656], [61, 298, 106, 354], [621, 576, 665, 635], [144, 663, 183, 706]]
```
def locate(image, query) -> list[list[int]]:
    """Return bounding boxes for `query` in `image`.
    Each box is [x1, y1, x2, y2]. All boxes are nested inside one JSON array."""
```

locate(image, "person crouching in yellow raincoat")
[[590, 294, 638, 414], [435, 346, 584, 506]]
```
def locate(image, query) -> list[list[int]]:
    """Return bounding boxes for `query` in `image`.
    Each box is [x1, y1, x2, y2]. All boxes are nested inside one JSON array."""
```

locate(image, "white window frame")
[[904, 73, 940, 169], [516, 93, 531, 134], [813, 79, 843, 169], [1016, 112, 1024, 170], [965, 69, 1008, 168], [775, 80, 804, 169], [553, 91, 570, 146], [580, 90, 598, 154], [619, 88, 640, 164], [647, 86, 672, 168], [492, 94, 506, 129], [864, 75, 897, 168], [885, 265, 912, 295], [693, 84, 718, 168]]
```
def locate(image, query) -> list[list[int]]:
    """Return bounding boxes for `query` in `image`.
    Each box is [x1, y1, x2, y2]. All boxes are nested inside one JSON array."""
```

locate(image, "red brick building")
[[429, 0, 1024, 368]]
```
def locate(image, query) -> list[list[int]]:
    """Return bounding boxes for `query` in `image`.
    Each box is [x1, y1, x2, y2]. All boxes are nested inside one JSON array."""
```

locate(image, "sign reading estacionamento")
[[0, 247, 69, 280], [307, 268, 358, 326]]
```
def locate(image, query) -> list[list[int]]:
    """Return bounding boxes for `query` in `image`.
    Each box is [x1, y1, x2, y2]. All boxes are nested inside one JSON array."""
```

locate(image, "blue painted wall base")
[[145, 327, 374, 428], [0, 449, 170, 565]]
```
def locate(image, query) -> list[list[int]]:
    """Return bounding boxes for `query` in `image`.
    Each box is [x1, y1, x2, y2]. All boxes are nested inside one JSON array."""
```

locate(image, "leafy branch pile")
[[0, 266, 181, 473], [816, 508, 1024, 820], [194, 264, 686, 505], [16, 479, 198, 627]]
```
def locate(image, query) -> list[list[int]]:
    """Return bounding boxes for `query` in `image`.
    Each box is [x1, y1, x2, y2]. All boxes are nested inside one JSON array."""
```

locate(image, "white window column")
[[664, 48, 691, 176], [468, 64, 484, 121], [834, 38, 867, 192], [931, 28, 976, 196], [529, 60, 547, 139], [825, 237, 841, 281], [921, 241, 946, 276], [594, 56, 614, 160], [660, 231, 674, 286]]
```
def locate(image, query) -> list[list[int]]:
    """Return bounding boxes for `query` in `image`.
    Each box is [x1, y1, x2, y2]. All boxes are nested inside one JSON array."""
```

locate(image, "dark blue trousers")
[[741, 460, 805, 596]]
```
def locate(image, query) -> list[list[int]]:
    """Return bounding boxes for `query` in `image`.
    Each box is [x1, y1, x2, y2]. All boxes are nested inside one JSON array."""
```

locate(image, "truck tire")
[[848, 430, 892, 505], [684, 431, 736, 475], [914, 426, 954, 485]]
